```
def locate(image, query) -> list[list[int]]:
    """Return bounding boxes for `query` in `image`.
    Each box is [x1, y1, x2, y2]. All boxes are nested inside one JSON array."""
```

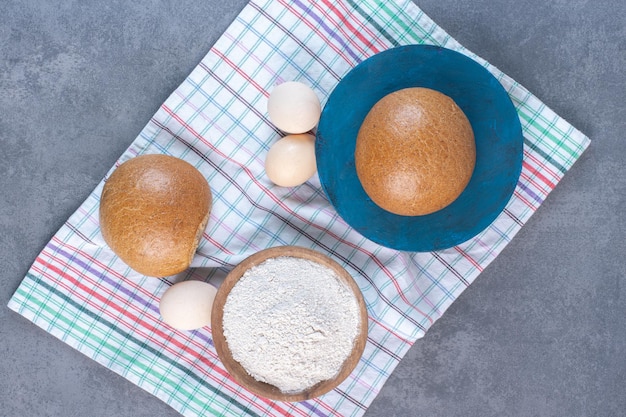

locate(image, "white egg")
[[267, 81, 321, 134], [265, 134, 317, 187], [159, 280, 217, 331]]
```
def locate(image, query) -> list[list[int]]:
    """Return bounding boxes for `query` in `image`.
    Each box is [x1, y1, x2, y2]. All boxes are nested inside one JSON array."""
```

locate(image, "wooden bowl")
[[211, 246, 368, 402]]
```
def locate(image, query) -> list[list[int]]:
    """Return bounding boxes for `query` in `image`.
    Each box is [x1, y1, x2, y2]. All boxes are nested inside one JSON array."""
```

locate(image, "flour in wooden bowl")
[[221, 256, 360, 394]]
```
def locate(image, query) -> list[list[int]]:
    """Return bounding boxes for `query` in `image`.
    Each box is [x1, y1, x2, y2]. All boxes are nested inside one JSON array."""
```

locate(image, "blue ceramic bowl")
[[315, 45, 523, 252]]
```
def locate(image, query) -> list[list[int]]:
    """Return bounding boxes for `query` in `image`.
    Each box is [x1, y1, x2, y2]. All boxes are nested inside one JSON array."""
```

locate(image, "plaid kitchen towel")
[[8, 0, 590, 416]]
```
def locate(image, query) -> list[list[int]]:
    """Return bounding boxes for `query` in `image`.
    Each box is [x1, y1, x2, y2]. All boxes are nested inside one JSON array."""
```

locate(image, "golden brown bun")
[[355, 87, 475, 216], [99, 154, 212, 277]]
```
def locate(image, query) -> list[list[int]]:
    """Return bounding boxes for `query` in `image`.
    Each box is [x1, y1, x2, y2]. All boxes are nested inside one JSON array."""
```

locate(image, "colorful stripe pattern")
[[8, 0, 590, 416]]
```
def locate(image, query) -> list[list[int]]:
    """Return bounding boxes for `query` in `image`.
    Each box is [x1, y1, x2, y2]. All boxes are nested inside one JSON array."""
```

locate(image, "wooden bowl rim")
[[211, 245, 368, 402]]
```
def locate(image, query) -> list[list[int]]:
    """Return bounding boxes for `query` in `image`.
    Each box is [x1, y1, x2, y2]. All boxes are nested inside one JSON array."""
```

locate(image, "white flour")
[[222, 256, 360, 393]]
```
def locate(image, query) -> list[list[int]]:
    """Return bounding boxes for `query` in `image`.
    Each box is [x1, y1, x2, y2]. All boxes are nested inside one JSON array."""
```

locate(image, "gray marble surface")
[[1, 1, 624, 416]]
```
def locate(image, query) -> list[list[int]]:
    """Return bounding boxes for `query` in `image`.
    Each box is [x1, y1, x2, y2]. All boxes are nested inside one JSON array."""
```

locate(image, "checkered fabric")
[[8, 0, 590, 416]]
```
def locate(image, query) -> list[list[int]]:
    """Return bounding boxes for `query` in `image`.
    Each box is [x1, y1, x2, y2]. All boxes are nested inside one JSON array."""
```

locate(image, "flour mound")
[[222, 256, 360, 393]]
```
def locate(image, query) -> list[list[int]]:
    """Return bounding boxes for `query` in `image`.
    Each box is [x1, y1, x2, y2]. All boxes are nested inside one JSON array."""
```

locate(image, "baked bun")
[[99, 154, 212, 277], [355, 87, 475, 216]]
